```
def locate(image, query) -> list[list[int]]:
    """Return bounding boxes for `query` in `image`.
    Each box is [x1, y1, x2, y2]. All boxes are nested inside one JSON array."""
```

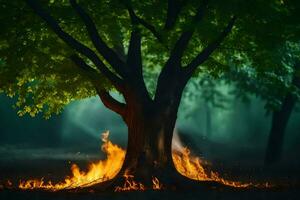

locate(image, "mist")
[[0, 81, 300, 166]]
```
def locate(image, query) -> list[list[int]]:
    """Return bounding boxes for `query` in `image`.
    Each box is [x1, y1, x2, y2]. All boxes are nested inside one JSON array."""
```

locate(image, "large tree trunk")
[[121, 110, 177, 183], [264, 94, 296, 165], [114, 86, 183, 187]]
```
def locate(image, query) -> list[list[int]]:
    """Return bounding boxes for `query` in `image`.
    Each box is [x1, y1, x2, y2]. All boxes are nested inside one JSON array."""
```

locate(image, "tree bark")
[[264, 94, 296, 165], [265, 63, 300, 165], [112, 87, 183, 186]]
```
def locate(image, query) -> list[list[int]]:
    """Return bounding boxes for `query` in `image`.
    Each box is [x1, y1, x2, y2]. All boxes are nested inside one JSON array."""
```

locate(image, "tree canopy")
[[0, 0, 299, 117]]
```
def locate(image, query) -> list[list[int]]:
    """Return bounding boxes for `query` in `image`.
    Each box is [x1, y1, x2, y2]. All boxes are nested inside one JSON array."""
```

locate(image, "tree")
[[226, 42, 300, 165], [262, 44, 300, 165], [0, 0, 295, 187], [182, 75, 230, 138], [215, 0, 300, 165]]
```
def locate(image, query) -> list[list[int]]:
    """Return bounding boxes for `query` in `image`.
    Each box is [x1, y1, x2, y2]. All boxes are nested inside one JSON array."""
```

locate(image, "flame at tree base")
[[113, 170, 163, 192], [18, 131, 270, 191], [172, 148, 270, 188], [19, 131, 125, 191]]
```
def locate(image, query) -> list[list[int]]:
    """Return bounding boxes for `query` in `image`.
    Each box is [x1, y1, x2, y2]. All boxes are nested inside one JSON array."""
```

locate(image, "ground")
[[0, 158, 300, 200], [1, 186, 300, 200], [1, 135, 299, 199]]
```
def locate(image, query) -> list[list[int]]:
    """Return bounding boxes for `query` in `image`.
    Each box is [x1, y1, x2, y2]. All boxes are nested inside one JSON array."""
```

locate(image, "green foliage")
[[0, 0, 299, 117]]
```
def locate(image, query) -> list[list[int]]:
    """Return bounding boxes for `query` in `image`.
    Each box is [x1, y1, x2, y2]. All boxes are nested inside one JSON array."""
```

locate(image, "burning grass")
[[19, 131, 125, 191], [17, 131, 270, 191]]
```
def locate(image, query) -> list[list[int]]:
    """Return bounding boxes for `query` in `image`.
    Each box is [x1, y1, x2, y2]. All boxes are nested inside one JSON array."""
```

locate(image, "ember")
[[114, 172, 145, 192], [114, 173, 162, 191], [152, 177, 163, 190]]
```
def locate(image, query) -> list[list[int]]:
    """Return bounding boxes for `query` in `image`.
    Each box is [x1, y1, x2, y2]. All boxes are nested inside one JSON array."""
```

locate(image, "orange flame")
[[114, 172, 146, 192], [172, 147, 270, 188], [152, 176, 163, 190], [18, 131, 269, 191], [19, 131, 125, 190], [114, 172, 162, 191]]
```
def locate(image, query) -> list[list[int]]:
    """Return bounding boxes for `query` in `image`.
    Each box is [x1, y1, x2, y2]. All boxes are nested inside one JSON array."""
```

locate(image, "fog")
[[0, 82, 300, 166]]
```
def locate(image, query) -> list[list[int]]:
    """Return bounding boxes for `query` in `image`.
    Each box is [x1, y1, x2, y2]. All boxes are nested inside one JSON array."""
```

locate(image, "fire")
[[1, 180, 13, 189], [172, 147, 210, 181], [18, 131, 269, 191], [172, 147, 269, 188], [152, 176, 163, 190], [114, 172, 146, 192], [19, 131, 125, 190], [114, 173, 162, 191]]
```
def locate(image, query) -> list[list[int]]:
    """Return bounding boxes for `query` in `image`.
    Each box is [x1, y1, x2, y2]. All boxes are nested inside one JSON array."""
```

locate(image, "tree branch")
[[127, 30, 143, 75], [183, 16, 237, 79], [70, 54, 125, 93], [124, 3, 143, 76], [123, 1, 165, 46], [154, 1, 209, 102], [97, 89, 127, 116], [69, 0, 127, 77], [72, 55, 127, 116], [167, 0, 209, 66], [25, 0, 123, 82], [164, 0, 186, 30]]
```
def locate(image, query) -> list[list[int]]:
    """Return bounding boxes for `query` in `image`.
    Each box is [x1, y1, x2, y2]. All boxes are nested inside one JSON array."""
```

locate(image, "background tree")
[[225, 41, 300, 165], [182, 75, 230, 138], [206, 0, 300, 165], [0, 0, 296, 187]]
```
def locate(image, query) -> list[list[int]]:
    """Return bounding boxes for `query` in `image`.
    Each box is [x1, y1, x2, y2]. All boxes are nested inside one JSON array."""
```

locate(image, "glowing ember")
[[19, 131, 125, 190], [114, 172, 145, 192], [18, 131, 269, 191], [0, 180, 13, 189], [114, 172, 162, 191], [152, 177, 163, 190]]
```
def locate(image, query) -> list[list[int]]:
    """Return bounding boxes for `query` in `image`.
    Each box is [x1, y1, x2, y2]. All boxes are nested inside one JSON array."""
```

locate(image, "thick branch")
[[125, 3, 143, 76], [183, 16, 237, 79], [70, 0, 127, 77], [25, 0, 123, 83], [70, 54, 125, 93], [154, 1, 209, 101], [127, 30, 142, 76], [164, 0, 185, 30], [72, 55, 127, 116], [167, 0, 209, 66], [97, 89, 127, 116], [122, 1, 154, 101]]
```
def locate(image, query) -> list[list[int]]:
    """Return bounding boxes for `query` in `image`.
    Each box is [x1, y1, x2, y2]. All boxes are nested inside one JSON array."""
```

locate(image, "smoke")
[[1, 83, 300, 165], [172, 128, 184, 151], [61, 95, 127, 147]]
